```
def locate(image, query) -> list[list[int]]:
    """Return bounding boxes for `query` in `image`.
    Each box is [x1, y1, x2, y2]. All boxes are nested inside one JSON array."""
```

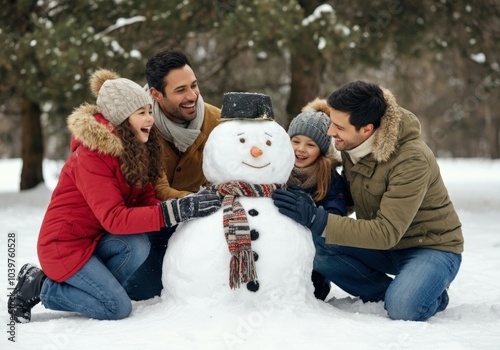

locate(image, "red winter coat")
[[37, 104, 165, 282]]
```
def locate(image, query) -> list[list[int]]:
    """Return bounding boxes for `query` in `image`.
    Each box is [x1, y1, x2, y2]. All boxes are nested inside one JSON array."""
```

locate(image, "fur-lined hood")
[[372, 87, 421, 163], [67, 103, 124, 156], [306, 88, 420, 163]]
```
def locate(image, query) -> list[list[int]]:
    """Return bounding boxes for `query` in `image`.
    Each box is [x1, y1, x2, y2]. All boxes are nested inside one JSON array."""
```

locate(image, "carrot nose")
[[251, 146, 263, 157]]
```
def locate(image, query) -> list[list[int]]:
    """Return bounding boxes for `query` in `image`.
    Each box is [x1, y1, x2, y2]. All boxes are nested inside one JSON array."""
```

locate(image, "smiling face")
[[203, 120, 295, 185], [290, 134, 321, 168], [327, 108, 373, 151], [128, 104, 154, 142], [150, 65, 199, 124]]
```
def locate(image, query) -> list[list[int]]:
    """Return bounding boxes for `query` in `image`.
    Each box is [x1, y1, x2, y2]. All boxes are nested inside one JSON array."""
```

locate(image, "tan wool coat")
[[154, 103, 221, 200], [324, 89, 464, 254]]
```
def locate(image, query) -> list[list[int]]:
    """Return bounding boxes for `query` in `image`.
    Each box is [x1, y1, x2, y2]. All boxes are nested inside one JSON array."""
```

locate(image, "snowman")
[[162, 92, 316, 307]]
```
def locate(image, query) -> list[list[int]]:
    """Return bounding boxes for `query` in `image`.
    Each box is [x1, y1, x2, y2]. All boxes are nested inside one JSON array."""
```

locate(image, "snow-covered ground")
[[0, 158, 499, 350]]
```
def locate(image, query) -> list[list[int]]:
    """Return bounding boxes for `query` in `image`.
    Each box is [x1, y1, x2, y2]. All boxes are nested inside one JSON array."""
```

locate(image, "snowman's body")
[[162, 118, 316, 306]]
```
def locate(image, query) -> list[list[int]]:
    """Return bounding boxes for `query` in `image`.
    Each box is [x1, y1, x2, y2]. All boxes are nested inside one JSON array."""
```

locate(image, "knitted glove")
[[160, 193, 221, 227], [272, 187, 328, 236], [195, 186, 211, 195]]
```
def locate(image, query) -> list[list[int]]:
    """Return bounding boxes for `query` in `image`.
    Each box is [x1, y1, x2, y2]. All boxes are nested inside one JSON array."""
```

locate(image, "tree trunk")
[[20, 99, 44, 190], [484, 102, 499, 159], [483, 103, 500, 159], [494, 113, 500, 160], [285, 42, 323, 129], [284, 0, 325, 128]]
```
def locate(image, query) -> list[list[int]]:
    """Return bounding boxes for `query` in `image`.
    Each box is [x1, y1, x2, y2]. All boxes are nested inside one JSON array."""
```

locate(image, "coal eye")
[[266, 140, 272, 146], [240, 138, 245, 143]]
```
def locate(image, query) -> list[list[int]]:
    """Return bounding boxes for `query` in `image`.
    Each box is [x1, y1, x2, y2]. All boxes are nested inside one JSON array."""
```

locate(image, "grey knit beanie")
[[90, 69, 152, 127], [288, 110, 331, 155]]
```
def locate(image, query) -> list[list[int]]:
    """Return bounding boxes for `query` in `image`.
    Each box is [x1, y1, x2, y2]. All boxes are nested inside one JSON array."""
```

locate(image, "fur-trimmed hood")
[[309, 88, 421, 163], [67, 103, 124, 156], [371, 87, 420, 163]]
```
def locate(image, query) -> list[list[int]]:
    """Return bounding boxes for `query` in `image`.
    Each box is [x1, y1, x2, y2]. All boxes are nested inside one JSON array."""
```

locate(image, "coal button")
[[248, 209, 259, 216], [250, 229, 259, 240], [247, 281, 259, 292]]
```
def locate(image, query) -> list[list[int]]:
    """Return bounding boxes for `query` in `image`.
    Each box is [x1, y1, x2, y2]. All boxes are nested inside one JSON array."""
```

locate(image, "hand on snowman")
[[160, 193, 221, 227], [272, 186, 328, 237]]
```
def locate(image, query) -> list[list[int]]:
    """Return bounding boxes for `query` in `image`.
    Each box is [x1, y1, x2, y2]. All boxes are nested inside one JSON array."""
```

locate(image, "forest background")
[[0, 0, 499, 190]]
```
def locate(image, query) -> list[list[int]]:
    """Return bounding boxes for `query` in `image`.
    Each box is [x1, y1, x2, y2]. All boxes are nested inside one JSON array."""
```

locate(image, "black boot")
[[8, 263, 46, 323], [312, 270, 331, 301]]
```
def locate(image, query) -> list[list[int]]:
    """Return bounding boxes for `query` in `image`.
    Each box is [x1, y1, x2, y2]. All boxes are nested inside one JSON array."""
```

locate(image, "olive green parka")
[[324, 88, 464, 253]]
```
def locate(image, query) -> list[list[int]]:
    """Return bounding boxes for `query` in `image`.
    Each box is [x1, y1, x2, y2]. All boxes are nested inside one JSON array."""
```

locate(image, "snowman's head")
[[204, 92, 294, 185], [203, 119, 295, 185]]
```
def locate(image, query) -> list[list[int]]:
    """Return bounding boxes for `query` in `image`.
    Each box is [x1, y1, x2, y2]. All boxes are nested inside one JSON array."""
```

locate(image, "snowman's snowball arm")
[[272, 188, 328, 237], [160, 193, 221, 227]]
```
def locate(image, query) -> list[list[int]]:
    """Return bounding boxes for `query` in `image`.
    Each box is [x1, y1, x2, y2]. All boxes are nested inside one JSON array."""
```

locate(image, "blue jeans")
[[40, 233, 150, 320], [313, 238, 462, 321], [124, 226, 175, 301]]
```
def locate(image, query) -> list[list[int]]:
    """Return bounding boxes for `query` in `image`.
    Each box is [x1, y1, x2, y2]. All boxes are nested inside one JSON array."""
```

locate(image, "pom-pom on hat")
[[288, 98, 332, 155], [89, 69, 152, 127], [219, 92, 274, 121]]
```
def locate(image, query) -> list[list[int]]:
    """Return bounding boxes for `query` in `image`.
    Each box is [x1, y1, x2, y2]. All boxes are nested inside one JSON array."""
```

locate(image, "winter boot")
[[312, 270, 331, 301], [8, 263, 47, 323]]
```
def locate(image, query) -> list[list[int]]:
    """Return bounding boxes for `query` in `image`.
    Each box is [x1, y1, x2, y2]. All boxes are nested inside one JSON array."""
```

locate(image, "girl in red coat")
[[8, 70, 220, 323]]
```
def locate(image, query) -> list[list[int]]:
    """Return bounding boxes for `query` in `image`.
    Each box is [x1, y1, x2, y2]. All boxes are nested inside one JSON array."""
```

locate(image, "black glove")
[[160, 193, 221, 227], [287, 185, 315, 206], [272, 187, 328, 236]]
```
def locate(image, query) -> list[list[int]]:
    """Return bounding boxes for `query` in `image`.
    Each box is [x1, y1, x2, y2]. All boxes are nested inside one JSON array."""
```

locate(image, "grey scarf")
[[149, 87, 205, 153]]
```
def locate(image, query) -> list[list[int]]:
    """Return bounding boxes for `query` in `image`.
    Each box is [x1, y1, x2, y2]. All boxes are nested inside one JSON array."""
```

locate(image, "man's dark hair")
[[327, 80, 386, 130], [145, 48, 192, 94]]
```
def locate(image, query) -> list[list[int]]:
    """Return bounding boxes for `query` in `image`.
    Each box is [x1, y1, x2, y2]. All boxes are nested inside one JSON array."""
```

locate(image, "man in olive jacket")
[[273, 80, 463, 321], [127, 49, 221, 300]]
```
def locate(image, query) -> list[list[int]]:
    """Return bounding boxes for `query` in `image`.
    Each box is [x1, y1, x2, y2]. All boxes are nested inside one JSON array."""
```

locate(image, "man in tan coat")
[[145, 48, 221, 200], [126, 49, 221, 300], [273, 80, 463, 321]]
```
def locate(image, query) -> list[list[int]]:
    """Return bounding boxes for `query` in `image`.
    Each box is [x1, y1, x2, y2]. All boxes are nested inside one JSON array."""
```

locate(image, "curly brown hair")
[[115, 121, 162, 188]]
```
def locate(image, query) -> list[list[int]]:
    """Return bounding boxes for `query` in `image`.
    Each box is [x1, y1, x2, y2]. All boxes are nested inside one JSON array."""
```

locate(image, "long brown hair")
[[313, 156, 332, 201], [313, 147, 342, 201], [115, 121, 162, 188]]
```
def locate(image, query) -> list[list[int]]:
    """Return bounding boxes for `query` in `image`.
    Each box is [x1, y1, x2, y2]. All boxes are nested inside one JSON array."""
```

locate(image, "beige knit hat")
[[89, 69, 152, 127]]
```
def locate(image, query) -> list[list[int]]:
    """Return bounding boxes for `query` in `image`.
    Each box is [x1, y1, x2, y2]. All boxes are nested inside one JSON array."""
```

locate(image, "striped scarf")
[[211, 181, 283, 289]]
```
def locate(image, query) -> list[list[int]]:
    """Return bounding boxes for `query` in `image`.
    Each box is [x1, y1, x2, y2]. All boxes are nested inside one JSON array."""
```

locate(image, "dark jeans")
[[124, 226, 175, 301], [313, 238, 462, 321]]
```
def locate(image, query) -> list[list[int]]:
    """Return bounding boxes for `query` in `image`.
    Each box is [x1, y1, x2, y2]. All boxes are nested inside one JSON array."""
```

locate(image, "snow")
[[302, 4, 334, 26], [470, 52, 486, 64], [318, 37, 326, 50], [1, 158, 500, 349], [94, 16, 146, 39]]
